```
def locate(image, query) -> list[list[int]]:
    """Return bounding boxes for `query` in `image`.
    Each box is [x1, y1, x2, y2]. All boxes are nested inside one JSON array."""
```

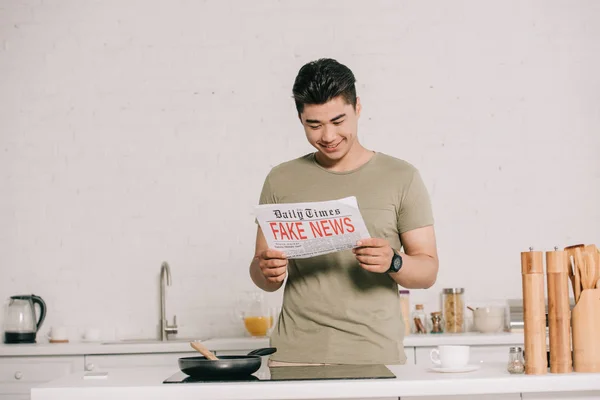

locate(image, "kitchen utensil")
[[521, 248, 547, 375], [571, 288, 600, 372], [190, 341, 218, 360], [46, 326, 69, 343], [574, 256, 582, 301], [3, 294, 47, 344], [545, 249, 572, 373], [178, 347, 277, 378], [472, 306, 505, 333], [564, 244, 584, 298], [574, 247, 587, 287], [430, 345, 470, 368]]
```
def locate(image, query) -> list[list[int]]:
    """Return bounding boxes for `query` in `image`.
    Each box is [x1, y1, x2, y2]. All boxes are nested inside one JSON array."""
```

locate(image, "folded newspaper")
[[254, 196, 371, 259]]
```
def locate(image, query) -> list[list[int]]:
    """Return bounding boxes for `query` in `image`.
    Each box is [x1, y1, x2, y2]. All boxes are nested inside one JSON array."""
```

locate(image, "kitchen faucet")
[[160, 261, 178, 341]]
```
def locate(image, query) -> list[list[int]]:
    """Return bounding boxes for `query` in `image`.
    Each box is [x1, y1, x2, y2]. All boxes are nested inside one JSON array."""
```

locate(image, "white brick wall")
[[1, 0, 599, 341]]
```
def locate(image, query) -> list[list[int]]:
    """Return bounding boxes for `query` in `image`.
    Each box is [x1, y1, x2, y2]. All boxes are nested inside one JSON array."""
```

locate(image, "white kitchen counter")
[[30, 362, 600, 400], [0, 333, 524, 356]]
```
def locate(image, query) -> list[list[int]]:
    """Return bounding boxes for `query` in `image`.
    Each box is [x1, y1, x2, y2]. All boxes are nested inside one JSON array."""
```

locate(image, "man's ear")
[[355, 96, 362, 118]]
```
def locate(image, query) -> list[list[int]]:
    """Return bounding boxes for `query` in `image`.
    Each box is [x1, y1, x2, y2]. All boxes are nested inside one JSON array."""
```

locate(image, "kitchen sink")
[[101, 337, 207, 345]]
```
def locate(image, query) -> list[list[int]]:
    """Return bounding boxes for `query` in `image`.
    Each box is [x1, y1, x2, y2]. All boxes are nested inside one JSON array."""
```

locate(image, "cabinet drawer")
[[0, 356, 83, 384], [84, 352, 196, 371], [404, 347, 416, 365], [0, 356, 83, 395], [415, 345, 510, 366]]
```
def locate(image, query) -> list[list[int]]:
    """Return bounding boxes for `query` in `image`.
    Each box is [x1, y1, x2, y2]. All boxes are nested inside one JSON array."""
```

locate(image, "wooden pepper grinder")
[[521, 247, 548, 374], [545, 247, 572, 373]]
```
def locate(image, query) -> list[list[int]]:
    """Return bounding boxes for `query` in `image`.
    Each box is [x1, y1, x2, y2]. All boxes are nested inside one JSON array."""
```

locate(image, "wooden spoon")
[[190, 341, 219, 360], [573, 247, 584, 301], [565, 244, 584, 299]]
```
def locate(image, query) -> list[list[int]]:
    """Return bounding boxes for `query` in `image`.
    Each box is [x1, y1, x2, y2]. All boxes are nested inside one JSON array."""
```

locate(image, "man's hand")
[[255, 249, 288, 283], [352, 238, 394, 273]]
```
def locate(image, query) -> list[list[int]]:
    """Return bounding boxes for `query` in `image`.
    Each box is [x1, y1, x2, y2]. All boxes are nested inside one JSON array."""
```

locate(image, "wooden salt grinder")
[[521, 247, 548, 374], [546, 247, 572, 373]]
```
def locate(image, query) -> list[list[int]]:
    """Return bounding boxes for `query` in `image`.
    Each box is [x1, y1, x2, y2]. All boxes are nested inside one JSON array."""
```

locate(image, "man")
[[249, 58, 439, 366]]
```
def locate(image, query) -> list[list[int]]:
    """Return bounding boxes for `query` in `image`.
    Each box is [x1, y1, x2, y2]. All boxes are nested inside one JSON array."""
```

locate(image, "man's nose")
[[321, 124, 337, 143]]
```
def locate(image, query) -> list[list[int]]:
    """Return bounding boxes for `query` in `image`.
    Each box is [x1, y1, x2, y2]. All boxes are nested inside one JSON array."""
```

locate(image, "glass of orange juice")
[[236, 291, 275, 337]]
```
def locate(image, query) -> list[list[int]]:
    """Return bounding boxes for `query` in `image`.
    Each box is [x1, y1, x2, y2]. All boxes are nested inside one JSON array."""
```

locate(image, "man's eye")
[[309, 125, 321, 130], [333, 120, 344, 126]]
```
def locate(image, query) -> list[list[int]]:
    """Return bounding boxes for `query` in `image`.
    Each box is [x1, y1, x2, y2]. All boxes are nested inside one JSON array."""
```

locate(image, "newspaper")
[[254, 196, 371, 259]]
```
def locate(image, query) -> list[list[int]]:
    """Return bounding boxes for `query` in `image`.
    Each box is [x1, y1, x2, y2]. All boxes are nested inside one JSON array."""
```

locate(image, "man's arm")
[[389, 225, 438, 288], [353, 225, 439, 289], [249, 226, 287, 292]]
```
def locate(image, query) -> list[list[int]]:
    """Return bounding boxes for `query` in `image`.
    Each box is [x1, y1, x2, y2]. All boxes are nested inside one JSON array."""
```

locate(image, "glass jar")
[[442, 288, 465, 333], [430, 311, 444, 334], [411, 304, 428, 334], [507, 346, 525, 374], [399, 290, 411, 336]]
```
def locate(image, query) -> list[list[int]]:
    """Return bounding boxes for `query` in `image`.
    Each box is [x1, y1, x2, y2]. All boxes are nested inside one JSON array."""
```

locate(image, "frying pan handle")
[[247, 347, 277, 357]]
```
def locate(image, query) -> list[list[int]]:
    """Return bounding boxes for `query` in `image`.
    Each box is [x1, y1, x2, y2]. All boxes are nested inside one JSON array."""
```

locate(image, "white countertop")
[[30, 362, 600, 400], [0, 333, 525, 357]]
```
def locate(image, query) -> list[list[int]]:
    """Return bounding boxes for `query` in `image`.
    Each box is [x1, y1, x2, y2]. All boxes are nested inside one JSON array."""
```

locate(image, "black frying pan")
[[179, 346, 277, 378]]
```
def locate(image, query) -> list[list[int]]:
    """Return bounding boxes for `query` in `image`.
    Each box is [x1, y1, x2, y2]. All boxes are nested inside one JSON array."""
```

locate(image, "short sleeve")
[[258, 172, 277, 205], [397, 169, 434, 234], [255, 173, 278, 225]]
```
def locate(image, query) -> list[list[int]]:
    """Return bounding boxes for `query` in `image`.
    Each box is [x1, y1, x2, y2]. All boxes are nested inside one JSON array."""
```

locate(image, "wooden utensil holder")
[[571, 288, 600, 372]]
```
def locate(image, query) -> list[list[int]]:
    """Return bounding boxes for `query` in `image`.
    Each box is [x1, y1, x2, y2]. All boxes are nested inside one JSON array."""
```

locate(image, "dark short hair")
[[292, 58, 357, 115]]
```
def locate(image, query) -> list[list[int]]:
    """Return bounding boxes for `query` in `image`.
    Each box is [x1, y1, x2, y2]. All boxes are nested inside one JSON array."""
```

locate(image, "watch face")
[[393, 257, 402, 270]]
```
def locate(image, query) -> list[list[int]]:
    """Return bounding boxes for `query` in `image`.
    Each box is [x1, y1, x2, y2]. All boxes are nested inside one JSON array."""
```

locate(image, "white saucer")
[[427, 364, 481, 373]]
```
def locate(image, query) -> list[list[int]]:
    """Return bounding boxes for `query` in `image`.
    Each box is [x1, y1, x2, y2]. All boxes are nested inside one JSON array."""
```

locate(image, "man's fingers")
[[355, 254, 383, 266], [261, 258, 287, 269], [263, 266, 287, 278], [263, 249, 287, 260], [353, 247, 380, 257], [356, 238, 388, 248]]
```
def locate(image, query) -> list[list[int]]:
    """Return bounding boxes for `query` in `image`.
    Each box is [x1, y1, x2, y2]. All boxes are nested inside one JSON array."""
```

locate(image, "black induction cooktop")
[[163, 364, 396, 384]]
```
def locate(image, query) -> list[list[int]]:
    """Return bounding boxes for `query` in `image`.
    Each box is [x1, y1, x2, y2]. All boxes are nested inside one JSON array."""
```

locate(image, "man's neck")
[[315, 144, 374, 172]]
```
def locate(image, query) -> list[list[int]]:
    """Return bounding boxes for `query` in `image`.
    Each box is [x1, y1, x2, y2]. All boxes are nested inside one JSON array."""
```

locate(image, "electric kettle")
[[3, 294, 47, 344]]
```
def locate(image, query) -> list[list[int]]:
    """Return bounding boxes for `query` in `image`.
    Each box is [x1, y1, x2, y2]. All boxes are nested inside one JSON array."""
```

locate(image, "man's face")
[[300, 96, 362, 165]]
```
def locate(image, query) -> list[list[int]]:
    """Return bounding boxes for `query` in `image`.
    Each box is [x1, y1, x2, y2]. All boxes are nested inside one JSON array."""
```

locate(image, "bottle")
[[411, 304, 427, 334], [507, 346, 525, 374], [398, 290, 411, 336], [430, 311, 444, 334]]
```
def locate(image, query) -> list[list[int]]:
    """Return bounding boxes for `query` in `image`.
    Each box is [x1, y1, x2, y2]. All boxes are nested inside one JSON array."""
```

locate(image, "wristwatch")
[[387, 249, 403, 273]]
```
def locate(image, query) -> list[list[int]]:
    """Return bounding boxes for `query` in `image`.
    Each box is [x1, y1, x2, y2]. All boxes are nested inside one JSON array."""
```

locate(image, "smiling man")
[[249, 58, 439, 366]]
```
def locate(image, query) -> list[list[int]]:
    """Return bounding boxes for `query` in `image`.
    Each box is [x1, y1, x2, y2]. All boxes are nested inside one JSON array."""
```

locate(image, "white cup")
[[430, 345, 470, 368], [82, 328, 101, 342], [46, 326, 68, 342]]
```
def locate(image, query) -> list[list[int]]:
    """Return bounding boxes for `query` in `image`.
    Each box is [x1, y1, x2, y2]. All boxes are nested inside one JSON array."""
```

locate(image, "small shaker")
[[507, 346, 525, 374]]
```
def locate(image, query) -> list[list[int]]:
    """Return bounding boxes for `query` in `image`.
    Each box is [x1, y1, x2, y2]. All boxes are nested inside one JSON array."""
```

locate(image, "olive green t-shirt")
[[258, 152, 434, 365]]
